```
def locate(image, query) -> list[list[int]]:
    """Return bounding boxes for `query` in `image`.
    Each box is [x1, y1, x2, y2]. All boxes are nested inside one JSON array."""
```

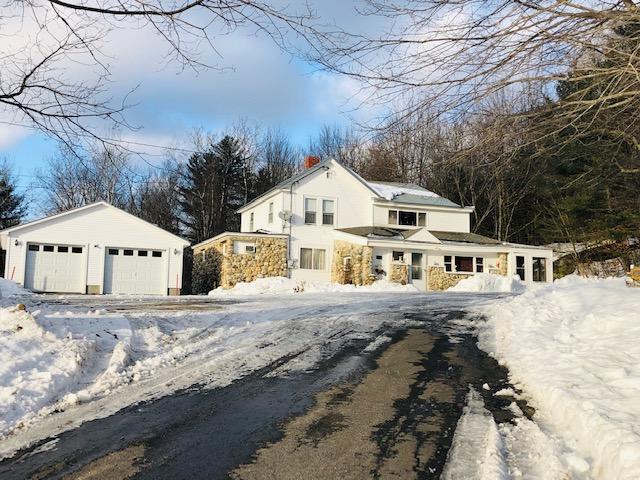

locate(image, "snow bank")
[[0, 308, 93, 436], [448, 273, 526, 293], [442, 389, 509, 479], [476, 275, 640, 479], [209, 277, 418, 296], [0, 279, 30, 298]]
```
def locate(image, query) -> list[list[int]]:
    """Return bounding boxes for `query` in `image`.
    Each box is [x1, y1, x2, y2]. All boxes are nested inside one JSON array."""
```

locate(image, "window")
[[245, 245, 256, 254], [418, 212, 426, 227], [249, 212, 254, 231], [72, 247, 83, 254], [268, 202, 274, 224], [399, 211, 417, 226], [58, 246, 69, 253], [300, 248, 313, 269], [28, 244, 39, 252], [533, 257, 546, 282], [138, 250, 148, 257], [43, 245, 54, 252], [476, 257, 484, 273], [313, 249, 326, 270], [392, 251, 404, 262], [376, 255, 383, 260], [304, 198, 317, 224], [322, 199, 334, 225], [152, 251, 162, 258], [124, 249, 134, 256], [455, 256, 474, 273], [388, 210, 398, 225], [444, 255, 453, 272], [108, 248, 119, 255], [300, 248, 325, 270], [516, 255, 525, 281]]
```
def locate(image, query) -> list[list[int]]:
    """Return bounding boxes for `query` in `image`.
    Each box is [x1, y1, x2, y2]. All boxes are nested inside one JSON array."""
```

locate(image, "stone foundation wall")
[[427, 266, 468, 291], [331, 240, 374, 286], [196, 236, 288, 289], [390, 263, 409, 285]]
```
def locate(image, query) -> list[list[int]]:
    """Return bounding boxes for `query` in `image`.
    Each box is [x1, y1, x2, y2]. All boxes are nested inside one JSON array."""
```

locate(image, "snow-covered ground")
[[450, 275, 640, 479], [0, 279, 473, 460], [2, 274, 639, 480]]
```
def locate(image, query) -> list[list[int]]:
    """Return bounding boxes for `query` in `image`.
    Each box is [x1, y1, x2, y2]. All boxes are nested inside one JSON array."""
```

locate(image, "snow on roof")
[[366, 182, 440, 201]]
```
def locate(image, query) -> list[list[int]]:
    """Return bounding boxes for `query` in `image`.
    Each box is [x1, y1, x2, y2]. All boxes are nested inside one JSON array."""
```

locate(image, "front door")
[[410, 252, 425, 290]]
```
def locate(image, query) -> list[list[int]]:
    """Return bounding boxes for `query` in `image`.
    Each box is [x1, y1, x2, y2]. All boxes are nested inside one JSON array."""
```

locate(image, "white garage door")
[[103, 248, 165, 295], [25, 243, 86, 293]]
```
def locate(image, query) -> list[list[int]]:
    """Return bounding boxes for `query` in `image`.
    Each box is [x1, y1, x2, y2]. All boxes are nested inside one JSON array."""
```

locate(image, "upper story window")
[[304, 198, 317, 224], [249, 212, 254, 231], [322, 200, 334, 225], [399, 211, 417, 226], [388, 209, 425, 227], [268, 202, 274, 224]]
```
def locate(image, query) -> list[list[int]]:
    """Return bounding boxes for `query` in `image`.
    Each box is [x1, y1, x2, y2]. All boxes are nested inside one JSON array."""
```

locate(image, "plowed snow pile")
[[475, 275, 640, 479], [448, 273, 526, 293]]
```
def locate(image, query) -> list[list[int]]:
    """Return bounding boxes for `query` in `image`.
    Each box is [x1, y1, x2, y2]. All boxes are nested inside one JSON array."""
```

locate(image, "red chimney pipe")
[[304, 155, 321, 169]]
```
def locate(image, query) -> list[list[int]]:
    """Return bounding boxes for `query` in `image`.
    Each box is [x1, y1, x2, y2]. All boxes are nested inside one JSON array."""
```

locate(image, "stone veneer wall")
[[390, 263, 409, 285], [497, 252, 508, 276], [196, 236, 287, 289], [427, 266, 468, 291], [331, 240, 374, 286]]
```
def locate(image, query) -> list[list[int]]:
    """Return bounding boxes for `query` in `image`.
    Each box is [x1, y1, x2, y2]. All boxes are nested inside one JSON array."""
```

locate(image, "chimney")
[[304, 155, 321, 169]]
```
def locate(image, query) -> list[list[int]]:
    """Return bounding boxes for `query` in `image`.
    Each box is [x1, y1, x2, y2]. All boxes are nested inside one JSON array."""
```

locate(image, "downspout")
[[288, 181, 297, 279]]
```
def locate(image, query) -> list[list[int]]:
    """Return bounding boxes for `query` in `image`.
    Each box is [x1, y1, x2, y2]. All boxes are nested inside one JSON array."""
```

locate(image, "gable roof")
[[237, 159, 466, 213], [0, 201, 190, 245], [237, 158, 380, 213]]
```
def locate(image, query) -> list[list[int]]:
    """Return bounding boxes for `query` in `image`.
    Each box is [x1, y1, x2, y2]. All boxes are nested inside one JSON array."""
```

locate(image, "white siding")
[[287, 161, 375, 282], [240, 192, 285, 233], [3, 203, 187, 293]]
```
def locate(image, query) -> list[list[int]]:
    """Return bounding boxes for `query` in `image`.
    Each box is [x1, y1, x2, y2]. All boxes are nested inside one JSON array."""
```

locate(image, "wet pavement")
[[0, 307, 530, 480]]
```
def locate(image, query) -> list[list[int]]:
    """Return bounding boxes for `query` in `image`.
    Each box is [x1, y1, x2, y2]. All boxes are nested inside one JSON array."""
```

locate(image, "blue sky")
[[0, 1, 384, 196]]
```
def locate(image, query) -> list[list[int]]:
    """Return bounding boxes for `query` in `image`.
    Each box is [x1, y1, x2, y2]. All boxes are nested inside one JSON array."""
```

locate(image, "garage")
[[103, 248, 165, 295], [24, 243, 86, 293], [0, 202, 190, 295]]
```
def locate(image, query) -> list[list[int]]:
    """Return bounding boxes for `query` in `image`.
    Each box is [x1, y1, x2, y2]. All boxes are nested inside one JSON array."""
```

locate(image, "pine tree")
[[0, 162, 26, 229], [179, 136, 248, 244]]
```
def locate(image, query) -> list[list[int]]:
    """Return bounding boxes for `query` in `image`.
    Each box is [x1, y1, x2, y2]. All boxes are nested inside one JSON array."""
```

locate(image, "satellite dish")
[[278, 210, 293, 222]]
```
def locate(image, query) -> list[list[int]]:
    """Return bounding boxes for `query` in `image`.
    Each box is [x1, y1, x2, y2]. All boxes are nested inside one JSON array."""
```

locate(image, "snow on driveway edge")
[[474, 276, 640, 479]]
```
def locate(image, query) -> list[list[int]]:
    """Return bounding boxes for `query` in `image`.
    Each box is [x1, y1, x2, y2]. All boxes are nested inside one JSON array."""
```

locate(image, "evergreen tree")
[[179, 136, 247, 243], [0, 162, 26, 229]]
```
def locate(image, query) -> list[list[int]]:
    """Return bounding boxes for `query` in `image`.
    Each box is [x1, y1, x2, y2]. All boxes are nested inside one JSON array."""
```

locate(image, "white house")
[[0, 202, 190, 295], [194, 158, 553, 291]]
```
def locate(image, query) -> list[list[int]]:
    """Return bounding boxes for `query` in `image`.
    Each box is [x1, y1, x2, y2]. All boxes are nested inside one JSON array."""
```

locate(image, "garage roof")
[[0, 201, 190, 245]]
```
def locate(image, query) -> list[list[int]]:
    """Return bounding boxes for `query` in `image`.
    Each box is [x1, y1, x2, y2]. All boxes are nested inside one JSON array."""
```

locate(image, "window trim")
[[322, 199, 335, 226], [304, 197, 317, 225], [475, 257, 484, 273], [299, 247, 326, 270], [532, 257, 546, 282]]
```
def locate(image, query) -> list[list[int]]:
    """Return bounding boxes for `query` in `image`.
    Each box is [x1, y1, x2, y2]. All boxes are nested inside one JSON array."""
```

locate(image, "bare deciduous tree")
[[1, 0, 323, 145], [317, 1, 640, 173]]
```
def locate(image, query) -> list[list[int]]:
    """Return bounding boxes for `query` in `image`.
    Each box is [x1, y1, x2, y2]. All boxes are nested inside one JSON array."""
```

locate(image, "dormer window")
[[305, 198, 317, 224], [418, 212, 426, 227], [388, 210, 398, 224], [399, 211, 417, 226]]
